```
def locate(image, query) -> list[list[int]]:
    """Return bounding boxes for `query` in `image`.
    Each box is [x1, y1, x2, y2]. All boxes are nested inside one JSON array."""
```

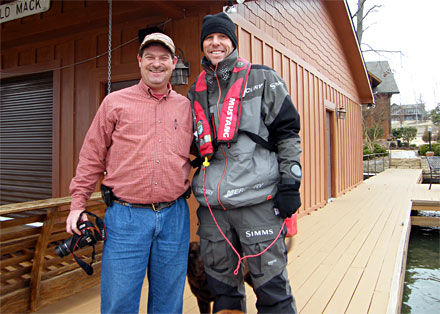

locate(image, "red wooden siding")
[[233, 1, 364, 215], [238, 0, 359, 101]]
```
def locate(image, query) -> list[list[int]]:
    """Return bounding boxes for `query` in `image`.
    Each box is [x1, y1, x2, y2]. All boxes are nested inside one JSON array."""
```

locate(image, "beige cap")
[[139, 32, 175, 55]]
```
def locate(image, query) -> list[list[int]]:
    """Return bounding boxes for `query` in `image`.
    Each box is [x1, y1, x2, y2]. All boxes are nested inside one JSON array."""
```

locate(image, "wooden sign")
[[0, 0, 51, 24]]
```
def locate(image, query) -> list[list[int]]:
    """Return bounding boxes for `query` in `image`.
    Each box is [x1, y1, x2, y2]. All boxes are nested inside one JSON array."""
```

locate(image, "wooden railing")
[[0, 192, 106, 313]]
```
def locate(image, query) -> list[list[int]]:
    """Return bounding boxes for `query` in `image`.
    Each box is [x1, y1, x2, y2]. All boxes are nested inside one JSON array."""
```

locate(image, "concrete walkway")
[[390, 150, 418, 159]]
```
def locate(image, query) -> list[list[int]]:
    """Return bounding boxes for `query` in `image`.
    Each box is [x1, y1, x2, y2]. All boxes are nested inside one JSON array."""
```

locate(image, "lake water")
[[401, 225, 440, 313]]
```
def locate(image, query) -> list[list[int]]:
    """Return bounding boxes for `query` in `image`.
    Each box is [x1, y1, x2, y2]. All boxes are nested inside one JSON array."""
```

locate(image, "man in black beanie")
[[200, 12, 238, 51], [188, 11, 301, 314]]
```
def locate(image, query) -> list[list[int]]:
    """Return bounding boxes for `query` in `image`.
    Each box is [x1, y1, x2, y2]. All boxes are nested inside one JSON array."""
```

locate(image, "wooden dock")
[[34, 169, 439, 314]]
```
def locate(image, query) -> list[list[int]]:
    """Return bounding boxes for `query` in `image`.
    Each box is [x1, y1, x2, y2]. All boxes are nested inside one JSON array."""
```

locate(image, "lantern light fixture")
[[170, 48, 190, 86], [336, 106, 347, 119], [225, 0, 246, 13]]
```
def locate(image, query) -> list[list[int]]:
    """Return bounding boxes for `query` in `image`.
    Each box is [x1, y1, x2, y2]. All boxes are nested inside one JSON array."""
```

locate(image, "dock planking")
[[34, 169, 439, 314]]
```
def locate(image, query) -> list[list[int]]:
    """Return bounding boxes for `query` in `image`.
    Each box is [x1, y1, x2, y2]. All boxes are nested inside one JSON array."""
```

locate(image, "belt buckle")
[[151, 203, 158, 211]]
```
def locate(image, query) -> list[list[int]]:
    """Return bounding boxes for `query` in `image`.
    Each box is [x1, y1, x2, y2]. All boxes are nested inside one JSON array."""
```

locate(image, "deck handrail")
[[426, 156, 440, 190], [363, 152, 391, 176], [0, 192, 105, 313], [0, 192, 102, 215]]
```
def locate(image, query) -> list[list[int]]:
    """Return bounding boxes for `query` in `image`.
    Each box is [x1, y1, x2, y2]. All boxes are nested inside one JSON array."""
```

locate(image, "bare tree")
[[350, 0, 404, 151], [362, 103, 388, 152], [397, 106, 405, 127], [351, 0, 382, 45], [350, 0, 402, 58]]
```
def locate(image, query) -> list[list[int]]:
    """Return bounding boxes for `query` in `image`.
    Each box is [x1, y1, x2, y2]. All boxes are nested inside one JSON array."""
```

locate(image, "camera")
[[56, 220, 97, 257], [56, 210, 106, 275]]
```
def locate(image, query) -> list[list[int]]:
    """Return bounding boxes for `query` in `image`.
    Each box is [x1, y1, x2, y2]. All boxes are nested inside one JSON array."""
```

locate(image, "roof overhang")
[[324, 0, 374, 105], [0, 1, 227, 50], [368, 71, 382, 89]]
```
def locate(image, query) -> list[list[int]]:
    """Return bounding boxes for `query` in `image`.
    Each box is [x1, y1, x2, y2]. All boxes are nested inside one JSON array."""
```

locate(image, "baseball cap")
[[139, 32, 175, 55]]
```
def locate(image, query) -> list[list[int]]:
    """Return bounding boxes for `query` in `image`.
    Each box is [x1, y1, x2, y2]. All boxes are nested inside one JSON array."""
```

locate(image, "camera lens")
[[56, 237, 72, 257], [55, 221, 99, 258]]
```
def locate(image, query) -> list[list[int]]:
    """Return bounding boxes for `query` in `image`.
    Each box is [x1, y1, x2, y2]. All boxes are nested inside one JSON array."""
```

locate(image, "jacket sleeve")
[[262, 69, 302, 184], [187, 84, 200, 158]]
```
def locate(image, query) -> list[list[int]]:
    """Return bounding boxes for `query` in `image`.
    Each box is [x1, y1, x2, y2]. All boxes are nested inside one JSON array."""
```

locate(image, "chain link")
[[107, 0, 112, 95]]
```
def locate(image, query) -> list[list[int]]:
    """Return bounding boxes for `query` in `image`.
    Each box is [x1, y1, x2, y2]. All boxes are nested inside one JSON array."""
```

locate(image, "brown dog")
[[187, 241, 216, 314], [187, 242, 253, 314], [187, 239, 293, 314]]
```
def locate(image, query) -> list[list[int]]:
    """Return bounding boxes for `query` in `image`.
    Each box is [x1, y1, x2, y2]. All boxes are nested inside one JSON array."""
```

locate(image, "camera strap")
[[72, 211, 107, 276], [71, 232, 96, 276]]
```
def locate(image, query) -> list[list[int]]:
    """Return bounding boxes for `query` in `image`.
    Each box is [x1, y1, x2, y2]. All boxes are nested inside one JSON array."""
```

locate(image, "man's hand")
[[66, 209, 88, 235], [274, 184, 301, 219]]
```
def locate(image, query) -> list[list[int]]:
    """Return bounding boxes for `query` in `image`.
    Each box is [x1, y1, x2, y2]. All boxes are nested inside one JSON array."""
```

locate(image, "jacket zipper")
[[213, 67, 228, 211]]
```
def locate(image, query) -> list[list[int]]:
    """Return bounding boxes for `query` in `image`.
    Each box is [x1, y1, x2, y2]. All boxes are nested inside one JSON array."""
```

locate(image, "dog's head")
[[188, 241, 205, 278]]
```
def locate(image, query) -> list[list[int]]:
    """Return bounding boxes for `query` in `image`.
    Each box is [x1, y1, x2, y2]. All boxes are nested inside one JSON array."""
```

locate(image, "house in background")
[[391, 103, 428, 122], [0, 1, 373, 311], [365, 60, 400, 139]]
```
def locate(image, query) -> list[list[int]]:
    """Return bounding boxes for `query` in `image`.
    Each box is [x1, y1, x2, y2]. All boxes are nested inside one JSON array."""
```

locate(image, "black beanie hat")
[[200, 12, 238, 51]]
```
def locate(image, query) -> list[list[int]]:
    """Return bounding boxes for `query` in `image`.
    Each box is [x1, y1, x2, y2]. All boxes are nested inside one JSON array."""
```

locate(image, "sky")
[[346, 0, 440, 111]]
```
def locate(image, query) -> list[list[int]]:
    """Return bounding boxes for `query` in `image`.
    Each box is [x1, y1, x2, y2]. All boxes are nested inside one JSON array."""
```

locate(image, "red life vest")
[[193, 57, 251, 158]]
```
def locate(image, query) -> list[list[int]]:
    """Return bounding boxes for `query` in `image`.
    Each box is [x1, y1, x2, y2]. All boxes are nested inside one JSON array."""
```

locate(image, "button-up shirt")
[[70, 80, 193, 210]]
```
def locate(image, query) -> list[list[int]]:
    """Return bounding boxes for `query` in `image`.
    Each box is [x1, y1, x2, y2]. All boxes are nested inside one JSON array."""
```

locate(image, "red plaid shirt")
[[70, 81, 193, 210]]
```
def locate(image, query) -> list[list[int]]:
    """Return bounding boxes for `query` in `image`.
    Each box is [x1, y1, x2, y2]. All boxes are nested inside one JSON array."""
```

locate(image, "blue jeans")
[[101, 197, 190, 314]]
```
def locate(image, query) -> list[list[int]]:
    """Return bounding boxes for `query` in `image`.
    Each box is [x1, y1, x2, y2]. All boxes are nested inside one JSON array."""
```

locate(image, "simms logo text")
[[245, 229, 274, 238]]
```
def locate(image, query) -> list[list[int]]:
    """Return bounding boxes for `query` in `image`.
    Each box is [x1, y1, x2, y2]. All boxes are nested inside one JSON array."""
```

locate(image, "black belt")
[[109, 187, 191, 212], [113, 198, 176, 211]]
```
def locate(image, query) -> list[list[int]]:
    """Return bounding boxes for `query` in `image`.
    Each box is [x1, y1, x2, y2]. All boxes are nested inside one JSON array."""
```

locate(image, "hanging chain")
[[107, 0, 112, 94]]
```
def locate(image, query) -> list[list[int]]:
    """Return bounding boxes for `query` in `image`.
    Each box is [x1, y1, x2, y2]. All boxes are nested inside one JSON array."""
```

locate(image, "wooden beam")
[[411, 200, 440, 211], [0, 192, 102, 215], [411, 216, 440, 227], [30, 207, 56, 312]]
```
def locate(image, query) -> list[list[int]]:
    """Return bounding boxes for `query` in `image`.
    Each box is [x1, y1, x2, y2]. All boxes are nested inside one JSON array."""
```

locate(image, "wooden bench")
[[0, 193, 105, 313], [426, 156, 440, 190]]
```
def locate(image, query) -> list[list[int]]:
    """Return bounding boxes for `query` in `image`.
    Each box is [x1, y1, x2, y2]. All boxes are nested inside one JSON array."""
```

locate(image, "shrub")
[[419, 143, 440, 156], [419, 144, 429, 156], [401, 127, 418, 145], [363, 146, 372, 159], [423, 126, 439, 142], [393, 127, 417, 145], [422, 127, 430, 142], [373, 143, 388, 154], [363, 144, 389, 159], [392, 128, 403, 139]]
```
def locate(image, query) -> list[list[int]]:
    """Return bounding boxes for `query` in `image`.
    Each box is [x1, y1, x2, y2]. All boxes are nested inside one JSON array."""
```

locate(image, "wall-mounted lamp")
[[225, 0, 237, 13], [361, 103, 375, 109], [171, 48, 190, 86], [225, 0, 245, 13], [336, 106, 347, 119]]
